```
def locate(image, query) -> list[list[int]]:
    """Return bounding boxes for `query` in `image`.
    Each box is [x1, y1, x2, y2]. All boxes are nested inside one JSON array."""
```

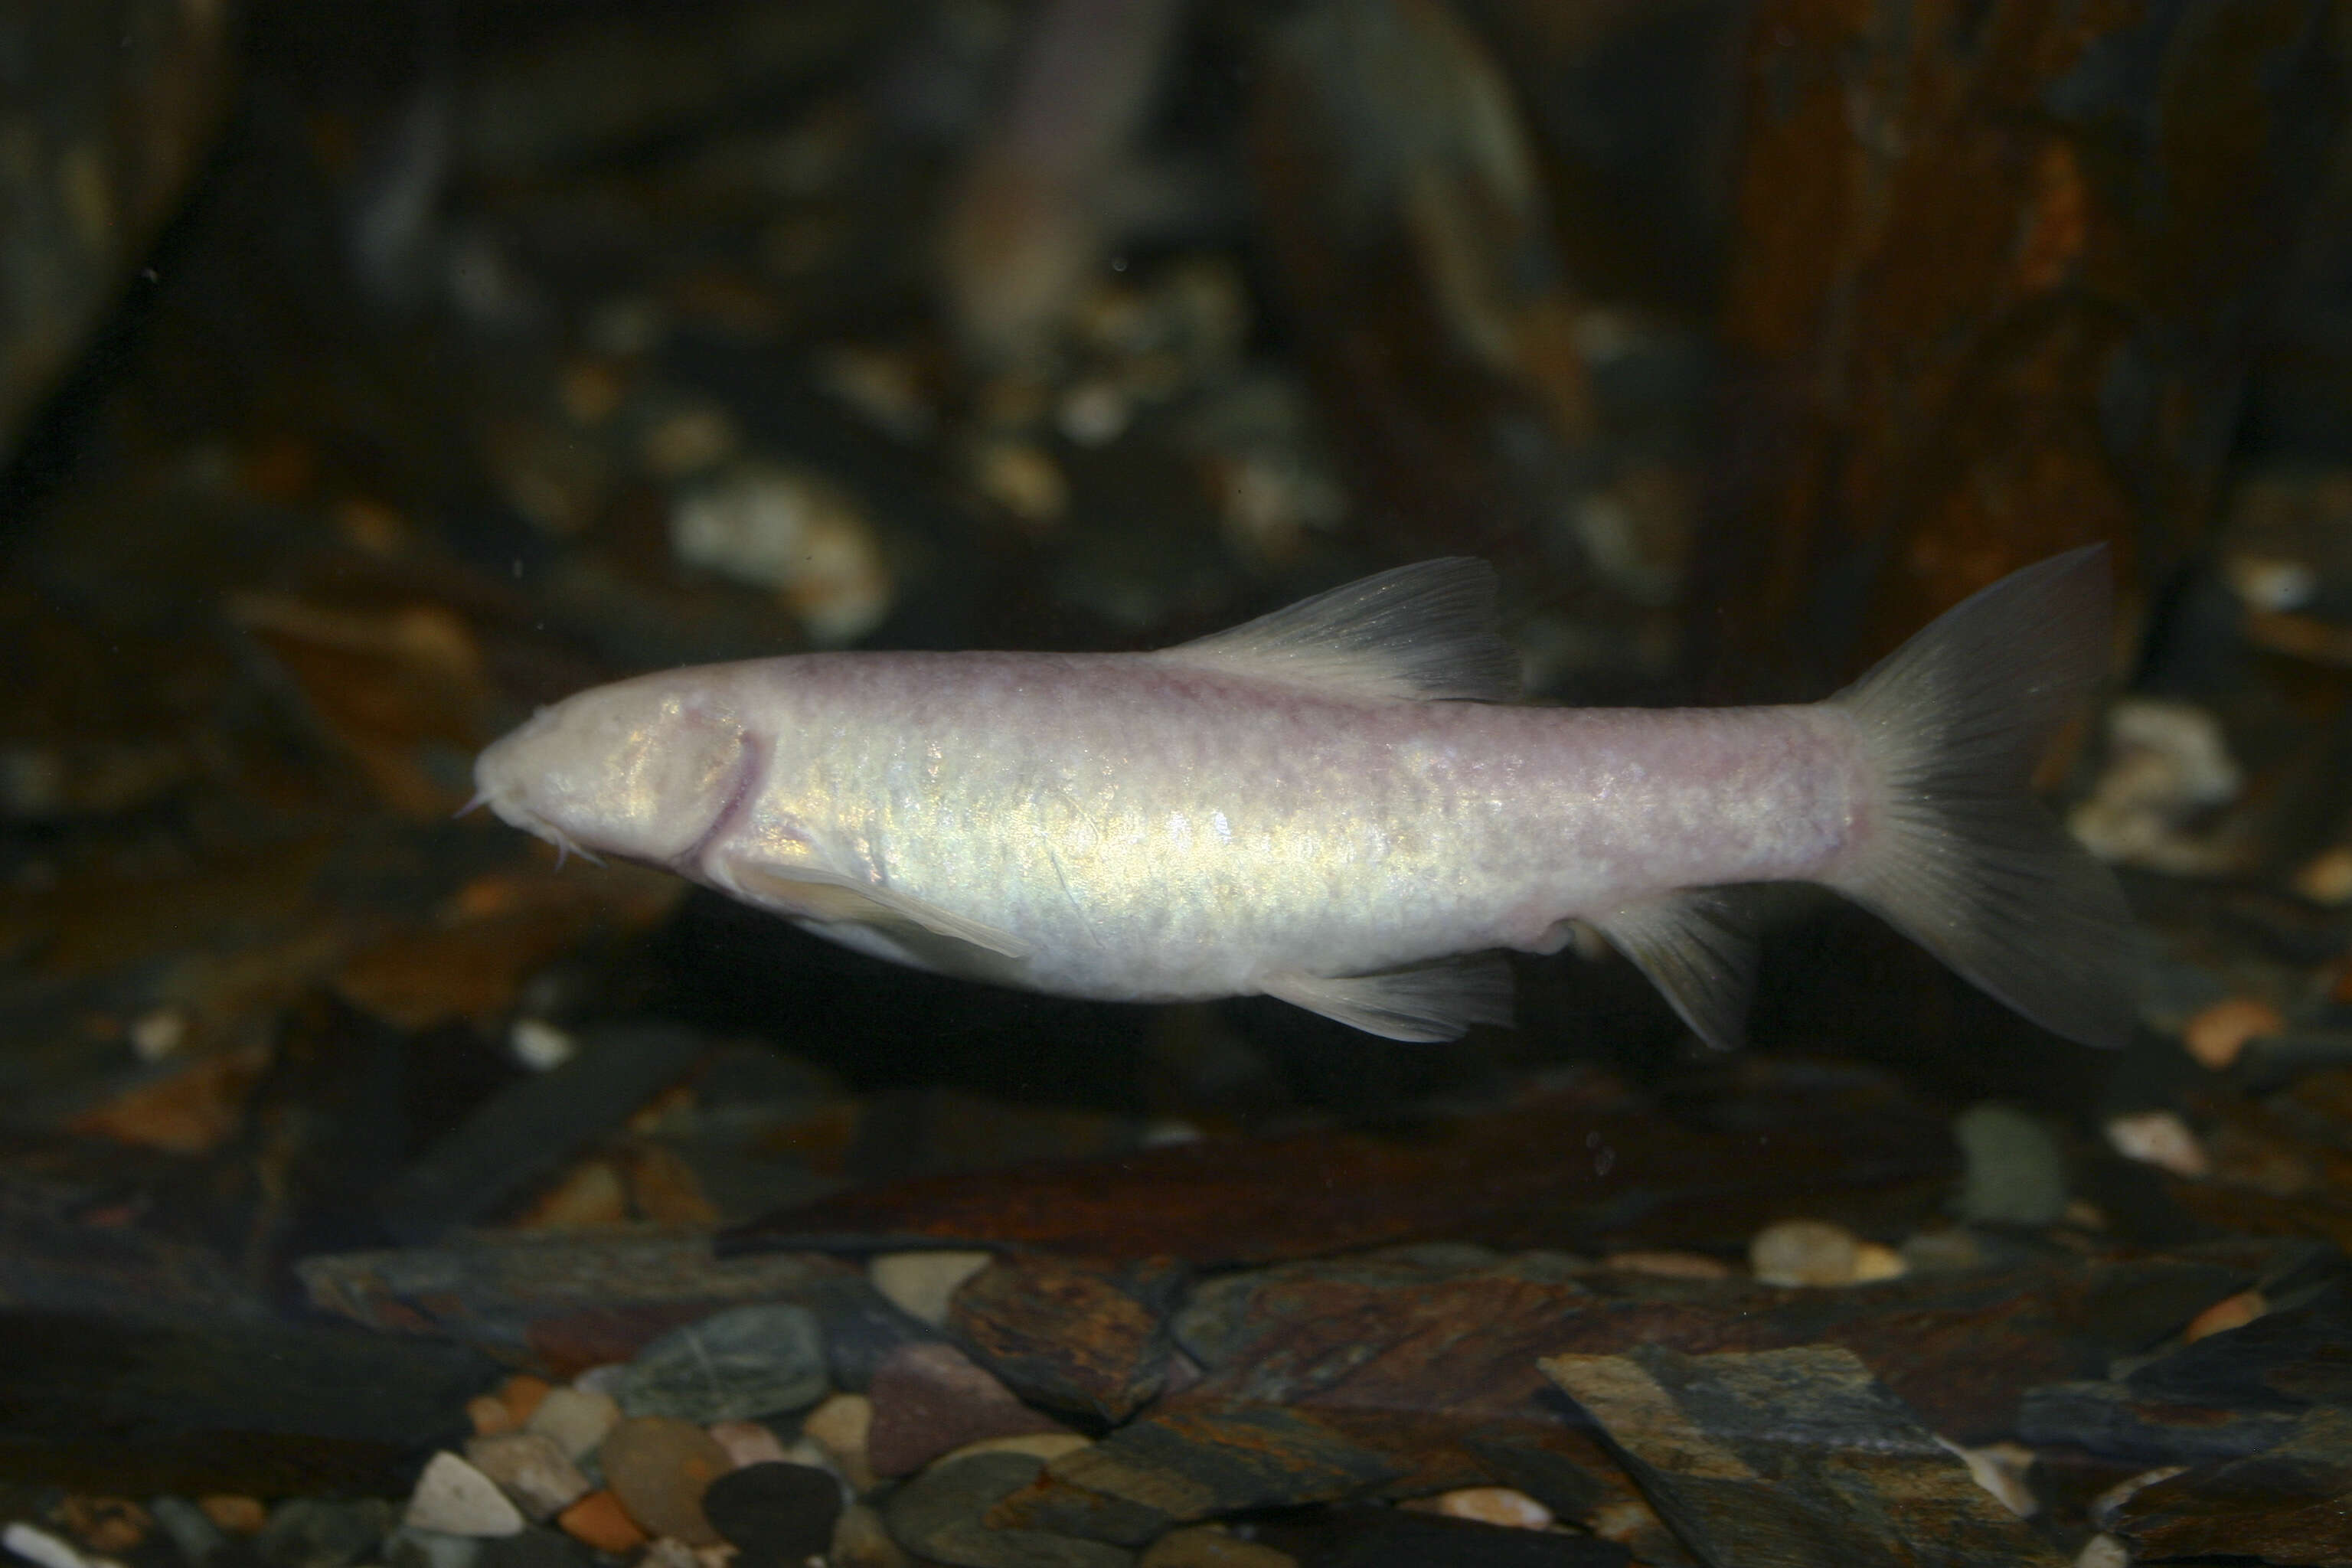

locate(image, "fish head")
[[474, 674, 751, 866]]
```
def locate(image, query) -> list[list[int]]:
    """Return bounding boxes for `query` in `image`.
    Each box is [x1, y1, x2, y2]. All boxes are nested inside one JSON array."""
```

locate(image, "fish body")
[[477, 553, 2134, 1047]]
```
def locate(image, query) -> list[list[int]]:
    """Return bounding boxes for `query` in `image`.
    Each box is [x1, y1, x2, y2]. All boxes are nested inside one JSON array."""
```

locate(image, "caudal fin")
[[1828, 546, 2136, 1049]]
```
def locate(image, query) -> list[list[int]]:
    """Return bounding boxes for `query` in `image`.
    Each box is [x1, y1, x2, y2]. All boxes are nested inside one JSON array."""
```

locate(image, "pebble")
[[2292, 844, 2352, 904], [57, 1500, 147, 1556], [869, 1250, 994, 1327], [2181, 998, 2285, 1070], [256, 1499, 394, 1568], [598, 1416, 734, 1547], [968, 439, 1068, 526], [882, 1452, 1132, 1568], [2183, 1288, 2266, 1342], [701, 1462, 844, 1566], [668, 461, 892, 645], [865, 1341, 1072, 1478], [553, 1492, 645, 1557], [527, 1386, 622, 1462], [3, 1524, 100, 1568], [1748, 1219, 1866, 1286], [384, 1527, 481, 1568], [2105, 1110, 2211, 1178], [828, 1505, 910, 1568], [613, 1303, 828, 1424], [466, 1432, 592, 1521], [198, 1500, 266, 1536], [498, 1376, 554, 1427], [1413, 1488, 1553, 1530], [407, 1453, 528, 1538], [470, 1396, 518, 1438], [800, 1393, 876, 1490], [1936, 1438, 2037, 1518], [1135, 1527, 1297, 1567], [2075, 1534, 2130, 1568], [148, 1498, 227, 1567], [707, 1419, 794, 1469], [1952, 1104, 2070, 1226]]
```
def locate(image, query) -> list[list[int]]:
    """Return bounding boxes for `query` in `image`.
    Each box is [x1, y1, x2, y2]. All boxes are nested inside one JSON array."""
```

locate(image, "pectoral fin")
[[1263, 954, 1514, 1042], [730, 862, 1033, 961], [1596, 890, 1756, 1052]]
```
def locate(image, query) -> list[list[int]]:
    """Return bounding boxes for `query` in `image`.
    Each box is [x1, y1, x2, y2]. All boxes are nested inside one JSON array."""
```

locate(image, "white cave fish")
[[473, 549, 2134, 1047]]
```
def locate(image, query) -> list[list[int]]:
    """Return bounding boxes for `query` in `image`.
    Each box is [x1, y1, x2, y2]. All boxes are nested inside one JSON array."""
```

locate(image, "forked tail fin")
[[1827, 546, 2136, 1048]]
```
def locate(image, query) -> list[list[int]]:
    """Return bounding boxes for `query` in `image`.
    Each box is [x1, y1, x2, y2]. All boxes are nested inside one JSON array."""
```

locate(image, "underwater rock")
[[884, 1451, 1133, 1568], [611, 1302, 828, 1424], [948, 1253, 1184, 1422], [1541, 1344, 2069, 1566]]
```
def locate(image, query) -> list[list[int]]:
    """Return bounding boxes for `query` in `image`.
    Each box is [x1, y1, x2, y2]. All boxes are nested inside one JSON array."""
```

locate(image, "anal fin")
[[730, 862, 1034, 961], [1597, 890, 1757, 1052], [1263, 954, 1514, 1043]]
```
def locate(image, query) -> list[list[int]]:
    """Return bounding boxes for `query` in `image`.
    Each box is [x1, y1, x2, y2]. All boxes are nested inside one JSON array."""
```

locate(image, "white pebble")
[[2076, 1534, 2132, 1568], [670, 461, 892, 645], [3, 1524, 103, 1568], [129, 1008, 187, 1062], [508, 1018, 577, 1072], [1749, 1219, 1863, 1286], [1426, 1487, 1553, 1529], [2104, 1111, 2210, 1178], [405, 1451, 528, 1537], [525, 1384, 621, 1460], [869, 1250, 993, 1326]]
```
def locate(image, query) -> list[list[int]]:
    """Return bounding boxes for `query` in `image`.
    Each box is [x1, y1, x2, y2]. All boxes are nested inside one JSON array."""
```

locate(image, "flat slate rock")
[[991, 1406, 1405, 1544], [726, 1063, 1955, 1266], [884, 1451, 1134, 1568], [1173, 1243, 2282, 1445], [949, 1253, 1184, 1423], [299, 1230, 852, 1375], [866, 1340, 1072, 1478], [2109, 1406, 2352, 1565], [1541, 1344, 2069, 1568]]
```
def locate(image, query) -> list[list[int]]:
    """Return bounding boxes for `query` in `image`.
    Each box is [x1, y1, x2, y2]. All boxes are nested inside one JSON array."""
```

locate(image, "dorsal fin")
[[1158, 559, 1521, 702]]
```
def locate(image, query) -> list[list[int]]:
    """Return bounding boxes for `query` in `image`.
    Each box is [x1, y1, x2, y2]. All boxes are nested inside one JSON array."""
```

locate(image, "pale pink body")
[[478, 552, 2131, 1047]]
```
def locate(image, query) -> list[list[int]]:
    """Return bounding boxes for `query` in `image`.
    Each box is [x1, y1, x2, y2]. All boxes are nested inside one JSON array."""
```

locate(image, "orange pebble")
[[196, 1498, 266, 1536], [2181, 998, 2284, 1071], [499, 1374, 554, 1426], [558, 1491, 649, 1554], [2184, 1289, 2265, 1343], [468, 1393, 518, 1436]]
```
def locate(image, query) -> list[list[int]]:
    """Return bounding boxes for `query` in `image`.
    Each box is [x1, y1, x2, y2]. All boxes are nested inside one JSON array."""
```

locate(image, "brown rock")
[[865, 1341, 1070, 1478], [556, 1490, 648, 1555], [196, 1499, 265, 1536], [1542, 1344, 2068, 1565], [2184, 998, 2286, 1070], [599, 1416, 733, 1546], [2111, 1407, 2352, 1564], [949, 1254, 1181, 1423]]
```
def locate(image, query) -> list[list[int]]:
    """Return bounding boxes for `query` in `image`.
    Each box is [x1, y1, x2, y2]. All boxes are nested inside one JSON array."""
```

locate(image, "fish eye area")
[[475, 686, 749, 864]]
